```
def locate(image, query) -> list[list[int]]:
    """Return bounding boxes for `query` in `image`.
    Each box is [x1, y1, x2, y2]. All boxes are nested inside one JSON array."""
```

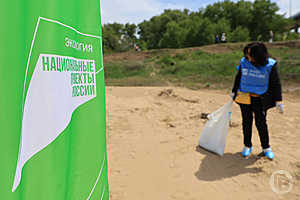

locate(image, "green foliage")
[[183, 17, 217, 47], [286, 32, 300, 40], [157, 55, 176, 66], [104, 61, 148, 79], [138, 9, 189, 49], [274, 33, 284, 41], [104, 42, 300, 87], [229, 26, 250, 42], [174, 52, 189, 60], [250, 0, 279, 41], [102, 0, 295, 52], [159, 21, 187, 48], [266, 47, 300, 80], [102, 23, 137, 53], [232, 1, 253, 30], [210, 18, 231, 37], [156, 50, 242, 80]]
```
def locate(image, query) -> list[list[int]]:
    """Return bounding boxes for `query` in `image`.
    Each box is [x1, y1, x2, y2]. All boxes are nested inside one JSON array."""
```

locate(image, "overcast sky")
[[100, 0, 300, 24]]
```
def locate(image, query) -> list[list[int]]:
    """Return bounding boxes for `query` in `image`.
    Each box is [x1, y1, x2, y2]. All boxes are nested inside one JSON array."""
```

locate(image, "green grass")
[[104, 61, 149, 79], [269, 48, 300, 80], [104, 42, 300, 88]]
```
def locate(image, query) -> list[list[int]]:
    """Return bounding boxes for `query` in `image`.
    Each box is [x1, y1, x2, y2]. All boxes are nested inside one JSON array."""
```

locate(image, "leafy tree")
[[249, 0, 280, 41], [124, 23, 137, 39], [102, 0, 294, 52], [228, 26, 250, 42], [286, 32, 300, 40], [210, 18, 231, 38], [231, 1, 253, 30], [159, 21, 186, 48], [102, 22, 138, 53], [138, 9, 189, 49], [102, 23, 123, 52], [182, 16, 203, 47], [121, 23, 137, 50]]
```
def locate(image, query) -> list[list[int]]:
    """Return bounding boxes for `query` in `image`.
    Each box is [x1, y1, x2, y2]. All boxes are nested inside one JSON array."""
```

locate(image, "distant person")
[[221, 32, 227, 43], [135, 45, 139, 51], [283, 32, 288, 41], [215, 34, 219, 44], [269, 30, 274, 43], [231, 42, 283, 160]]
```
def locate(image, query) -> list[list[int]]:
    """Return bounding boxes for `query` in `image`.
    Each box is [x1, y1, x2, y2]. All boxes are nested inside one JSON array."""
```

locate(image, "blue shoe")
[[242, 147, 252, 157], [263, 148, 274, 160]]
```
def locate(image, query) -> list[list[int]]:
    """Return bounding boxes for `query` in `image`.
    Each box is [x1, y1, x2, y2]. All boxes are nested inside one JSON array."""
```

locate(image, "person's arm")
[[269, 64, 282, 102], [232, 64, 241, 99]]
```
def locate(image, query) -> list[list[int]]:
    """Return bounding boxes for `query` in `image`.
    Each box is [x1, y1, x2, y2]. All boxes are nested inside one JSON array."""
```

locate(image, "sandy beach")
[[106, 86, 300, 200]]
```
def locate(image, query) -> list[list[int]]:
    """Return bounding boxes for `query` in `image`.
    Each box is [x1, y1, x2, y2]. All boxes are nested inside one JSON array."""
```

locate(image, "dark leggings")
[[239, 97, 270, 149]]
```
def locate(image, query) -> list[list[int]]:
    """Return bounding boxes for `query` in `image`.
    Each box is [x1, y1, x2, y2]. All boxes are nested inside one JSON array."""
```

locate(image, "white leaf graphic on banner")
[[12, 54, 96, 191]]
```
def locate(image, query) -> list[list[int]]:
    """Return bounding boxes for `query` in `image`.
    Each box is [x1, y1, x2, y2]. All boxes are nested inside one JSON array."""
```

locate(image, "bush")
[[229, 26, 250, 42], [104, 61, 147, 78], [174, 53, 189, 60], [286, 32, 299, 41], [157, 55, 176, 66]]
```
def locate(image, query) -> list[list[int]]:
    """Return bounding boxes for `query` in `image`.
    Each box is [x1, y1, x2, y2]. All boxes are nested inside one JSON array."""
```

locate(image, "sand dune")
[[106, 86, 300, 200]]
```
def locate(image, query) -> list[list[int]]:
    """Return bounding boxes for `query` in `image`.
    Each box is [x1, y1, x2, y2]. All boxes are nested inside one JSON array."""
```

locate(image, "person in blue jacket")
[[231, 42, 283, 160]]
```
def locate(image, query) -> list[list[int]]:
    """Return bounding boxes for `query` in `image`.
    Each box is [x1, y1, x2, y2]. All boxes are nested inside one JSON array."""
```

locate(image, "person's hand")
[[276, 102, 284, 114]]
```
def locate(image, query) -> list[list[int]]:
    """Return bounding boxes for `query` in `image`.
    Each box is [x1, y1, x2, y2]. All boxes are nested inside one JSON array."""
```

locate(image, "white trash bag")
[[198, 100, 233, 156]]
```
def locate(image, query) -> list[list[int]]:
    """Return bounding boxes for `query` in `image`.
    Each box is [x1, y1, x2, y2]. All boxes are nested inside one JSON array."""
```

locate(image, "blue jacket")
[[239, 57, 276, 95], [232, 57, 282, 110]]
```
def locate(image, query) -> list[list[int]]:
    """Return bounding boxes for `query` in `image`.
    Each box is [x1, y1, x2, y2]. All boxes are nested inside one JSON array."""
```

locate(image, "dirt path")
[[106, 87, 300, 200]]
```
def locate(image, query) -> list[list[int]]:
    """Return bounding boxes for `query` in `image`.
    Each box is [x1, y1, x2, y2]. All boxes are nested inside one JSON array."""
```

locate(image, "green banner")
[[0, 1, 109, 199]]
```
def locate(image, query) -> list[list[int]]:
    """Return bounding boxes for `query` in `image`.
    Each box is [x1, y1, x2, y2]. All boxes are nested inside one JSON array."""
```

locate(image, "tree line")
[[102, 0, 297, 53]]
